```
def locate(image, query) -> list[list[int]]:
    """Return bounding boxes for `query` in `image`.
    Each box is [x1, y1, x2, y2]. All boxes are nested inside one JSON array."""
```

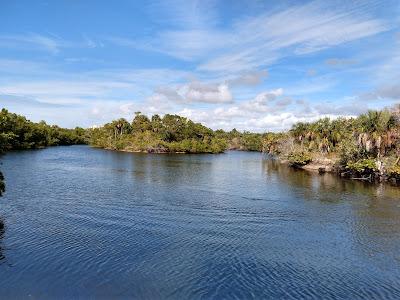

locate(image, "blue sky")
[[0, 0, 399, 131]]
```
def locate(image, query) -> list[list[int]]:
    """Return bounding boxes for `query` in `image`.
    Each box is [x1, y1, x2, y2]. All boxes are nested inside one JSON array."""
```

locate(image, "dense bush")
[[346, 159, 377, 173], [262, 106, 400, 180], [287, 151, 312, 166], [89, 113, 229, 154], [0, 108, 86, 152]]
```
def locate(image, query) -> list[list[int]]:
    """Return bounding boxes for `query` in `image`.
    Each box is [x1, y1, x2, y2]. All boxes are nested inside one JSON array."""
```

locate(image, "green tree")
[[132, 113, 152, 133]]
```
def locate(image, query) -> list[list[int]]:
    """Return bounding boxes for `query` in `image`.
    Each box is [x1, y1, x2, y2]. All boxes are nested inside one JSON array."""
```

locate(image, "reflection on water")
[[0, 146, 399, 299], [263, 158, 400, 199], [263, 158, 400, 265]]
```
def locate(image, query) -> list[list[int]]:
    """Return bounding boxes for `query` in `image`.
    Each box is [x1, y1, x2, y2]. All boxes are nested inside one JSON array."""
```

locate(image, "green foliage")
[[287, 151, 312, 166], [346, 159, 377, 173], [0, 108, 86, 152], [262, 132, 288, 155], [357, 110, 396, 134], [275, 108, 400, 171], [260, 106, 400, 182], [89, 113, 228, 153], [239, 132, 264, 151], [214, 129, 264, 151], [337, 138, 365, 165], [210, 138, 228, 154], [289, 117, 359, 155], [388, 164, 400, 176], [132, 112, 152, 133]]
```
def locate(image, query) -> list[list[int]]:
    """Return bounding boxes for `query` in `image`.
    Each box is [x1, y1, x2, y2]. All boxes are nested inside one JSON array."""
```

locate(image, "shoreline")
[[276, 156, 400, 185], [93, 145, 400, 185], [98, 146, 222, 155]]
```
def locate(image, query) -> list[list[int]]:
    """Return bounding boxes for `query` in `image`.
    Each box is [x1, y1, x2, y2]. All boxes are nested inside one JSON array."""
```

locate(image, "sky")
[[0, 0, 399, 132]]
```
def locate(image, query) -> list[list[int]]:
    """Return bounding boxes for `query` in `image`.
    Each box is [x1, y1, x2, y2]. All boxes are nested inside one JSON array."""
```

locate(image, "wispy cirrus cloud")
[[199, 1, 390, 73], [146, 0, 219, 29], [0, 33, 63, 54], [0, 33, 103, 54], [0, 94, 74, 108], [109, 0, 391, 74]]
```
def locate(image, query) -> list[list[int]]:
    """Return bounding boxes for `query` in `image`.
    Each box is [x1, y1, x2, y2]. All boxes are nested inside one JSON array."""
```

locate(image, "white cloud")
[[184, 82, 232, 103], [153, 81, 233, 104], [162, 89, 371, 132]]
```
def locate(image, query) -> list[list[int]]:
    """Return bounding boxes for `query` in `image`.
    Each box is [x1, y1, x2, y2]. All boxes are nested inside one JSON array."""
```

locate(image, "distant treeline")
[[0, 108, 86, 153], [0, 108, 87, 195], [89, 112, 265, 153], [263, 106, 400, 183]]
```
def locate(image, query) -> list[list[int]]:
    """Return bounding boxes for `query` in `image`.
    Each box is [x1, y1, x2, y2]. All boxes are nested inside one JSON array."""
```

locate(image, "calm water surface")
[[1, 145, 400, 299]]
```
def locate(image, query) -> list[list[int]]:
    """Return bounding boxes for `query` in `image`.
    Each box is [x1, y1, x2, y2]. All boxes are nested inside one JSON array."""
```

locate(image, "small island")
[[88, 111, 264, 154]]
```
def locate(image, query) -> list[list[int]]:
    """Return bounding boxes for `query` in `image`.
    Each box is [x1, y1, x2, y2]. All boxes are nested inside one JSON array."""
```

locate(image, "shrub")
[[346, 159, 377, 173], [387, 164, 400, 181], [287, 151, 312, 166]]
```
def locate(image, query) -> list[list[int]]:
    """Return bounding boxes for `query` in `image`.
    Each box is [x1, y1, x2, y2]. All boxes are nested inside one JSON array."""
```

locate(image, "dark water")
[[1, 146, 400, 299]]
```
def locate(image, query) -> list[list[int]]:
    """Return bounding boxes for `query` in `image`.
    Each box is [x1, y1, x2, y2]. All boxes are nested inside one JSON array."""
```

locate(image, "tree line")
[[262, 106, 400, 183], [88, 112, 265, 153], [0, 108, 86, 152]]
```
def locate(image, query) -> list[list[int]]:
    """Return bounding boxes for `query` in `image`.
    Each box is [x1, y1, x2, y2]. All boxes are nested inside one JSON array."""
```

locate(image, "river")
[[0, 145, 400, 299]]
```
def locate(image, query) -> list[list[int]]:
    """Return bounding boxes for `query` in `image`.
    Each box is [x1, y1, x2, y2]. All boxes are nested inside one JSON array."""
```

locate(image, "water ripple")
[[0, 146, 400, 298]]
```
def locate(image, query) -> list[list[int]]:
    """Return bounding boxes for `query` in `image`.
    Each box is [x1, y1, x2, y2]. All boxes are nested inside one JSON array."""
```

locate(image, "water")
[[1, 145, 400, 299]]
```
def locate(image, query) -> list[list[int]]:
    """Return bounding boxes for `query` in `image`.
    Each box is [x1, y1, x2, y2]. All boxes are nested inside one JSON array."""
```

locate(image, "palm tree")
[[357, 110, 398, 157], [290, 122, 310, 146]]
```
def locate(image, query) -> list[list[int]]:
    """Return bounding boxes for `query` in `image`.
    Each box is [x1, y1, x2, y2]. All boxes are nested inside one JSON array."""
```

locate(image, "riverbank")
[[102, 146, 188, 154], [262, 107, 400, 186], [277, 154, 400, 185]]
